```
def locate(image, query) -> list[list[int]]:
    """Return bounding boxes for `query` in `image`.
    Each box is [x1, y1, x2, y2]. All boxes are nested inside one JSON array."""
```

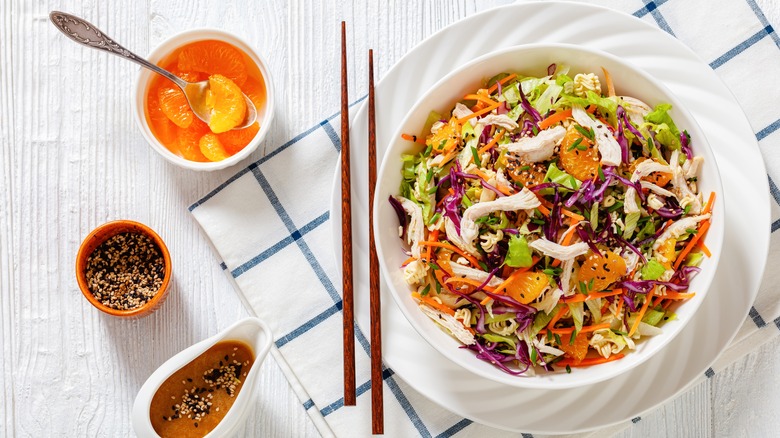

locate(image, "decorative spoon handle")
[[49, 11, 187, 89]]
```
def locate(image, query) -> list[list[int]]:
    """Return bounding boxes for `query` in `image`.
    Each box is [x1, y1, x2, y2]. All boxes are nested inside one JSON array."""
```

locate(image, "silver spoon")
[[49, 11, 257, 130]]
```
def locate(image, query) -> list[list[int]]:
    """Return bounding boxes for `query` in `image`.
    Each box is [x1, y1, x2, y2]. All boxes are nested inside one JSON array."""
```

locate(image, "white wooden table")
[[2, 1, 779, 436]]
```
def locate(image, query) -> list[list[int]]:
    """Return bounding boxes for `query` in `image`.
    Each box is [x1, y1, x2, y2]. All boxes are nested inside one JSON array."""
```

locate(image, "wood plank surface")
[[0, 0, 778, 437]]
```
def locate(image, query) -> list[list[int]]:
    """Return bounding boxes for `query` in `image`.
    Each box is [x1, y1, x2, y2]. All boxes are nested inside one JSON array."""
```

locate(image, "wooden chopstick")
[[368, 48, 384, 434], [340, 21, 356, 407]]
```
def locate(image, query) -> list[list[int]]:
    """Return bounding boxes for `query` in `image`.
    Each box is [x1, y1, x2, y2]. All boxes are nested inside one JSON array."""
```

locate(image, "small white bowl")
[[373, 43, 724, 389], [132, 28, 275, 171], [132, 317, 274, 437]]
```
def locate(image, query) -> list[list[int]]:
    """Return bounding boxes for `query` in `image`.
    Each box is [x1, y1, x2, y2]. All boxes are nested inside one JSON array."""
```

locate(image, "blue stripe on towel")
[[710, 25, 773, 69], [436, 419, 473, 438], [756, 119, 780, 141], [633, 0, 669, 18], [749, 306, 767, 328], [230, 212, 329, 278], [275, 301, 343, 348], [746, 0, 780, 48], [638, 0, 675, 36]]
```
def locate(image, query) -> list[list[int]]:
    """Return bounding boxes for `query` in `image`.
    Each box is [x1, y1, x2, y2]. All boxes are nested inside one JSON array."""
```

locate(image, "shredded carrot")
[[478, 129, 505, 155], [418, 241, 480, 268], [538, 109, 573, 130], [538, 322, 611, 336], [557, 353, 625, 368], [538, 198, 586, 222], [445, 277, 496, 293], [426, 230, 439, 261], [547, 306, 568, 331], [562, 288, 624, 303], [586, 105, 598, 114], [700, 242, 712, 257], [653, 295, 664, 308], [601, 67, 616, 97], [703, 192, 716, 215], [473, 168, 512, 196], [615, 297, 624, 318], [674, 220, 710, 270], [536, 203, 551, 217], [662, 291, 696, 300], [487, 73, 518, 95], [401, 257, 416, 267], [456, 102, 501, 124], [412, 292, 455, 316], [401, 133, 426, 145], [628, 286, 655, 337], [463, 93, 498, 106]]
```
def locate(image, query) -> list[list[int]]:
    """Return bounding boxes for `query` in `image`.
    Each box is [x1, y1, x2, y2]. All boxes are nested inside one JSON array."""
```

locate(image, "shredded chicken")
[[652, 213, 711, 250], [452, 103, 473, 122], [528, 238, 590, 261], [624, 159, 673, 214], [418, 304, 476, 345], [619, 96, 652, 126], [640, 180, 675, 198], [572, 105, 621, 166], [476, 114, 519, 131], [444, 217, 479, 256], [501, 125, 566, 162], [532, 287, 563, 315], [669, 150, 702, 214], [460, 188, 541, 249], [449, 263, 504, 288], [560, 258, 575, 297], [396, 196, 425, 258]]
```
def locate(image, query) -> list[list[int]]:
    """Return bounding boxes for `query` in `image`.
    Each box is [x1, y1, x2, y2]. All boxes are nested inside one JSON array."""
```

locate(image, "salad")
[[390, 65, 715, 375]]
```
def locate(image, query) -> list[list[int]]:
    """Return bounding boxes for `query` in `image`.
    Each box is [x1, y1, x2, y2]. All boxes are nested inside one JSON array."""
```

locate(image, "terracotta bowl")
[[76, 220, 172, 318]]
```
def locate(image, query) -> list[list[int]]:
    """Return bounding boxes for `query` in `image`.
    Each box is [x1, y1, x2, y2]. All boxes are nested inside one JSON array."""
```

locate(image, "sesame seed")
[[84, 233, 165, 310]]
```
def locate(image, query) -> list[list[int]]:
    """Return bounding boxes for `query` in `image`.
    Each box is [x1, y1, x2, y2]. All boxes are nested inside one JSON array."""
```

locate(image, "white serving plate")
[[373, 43, 724, 390], [330, 2, 770, 433]]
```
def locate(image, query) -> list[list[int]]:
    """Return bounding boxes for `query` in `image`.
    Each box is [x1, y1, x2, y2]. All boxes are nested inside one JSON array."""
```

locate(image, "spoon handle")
[[49, 11, 188, 89]]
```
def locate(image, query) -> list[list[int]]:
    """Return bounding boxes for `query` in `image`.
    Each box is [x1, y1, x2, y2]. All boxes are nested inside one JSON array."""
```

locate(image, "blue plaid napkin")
[[190, 1, 780, 436]]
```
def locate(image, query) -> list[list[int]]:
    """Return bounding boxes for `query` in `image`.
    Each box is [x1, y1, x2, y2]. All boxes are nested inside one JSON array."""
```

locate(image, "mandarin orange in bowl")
[[133, 29, 274, 171]]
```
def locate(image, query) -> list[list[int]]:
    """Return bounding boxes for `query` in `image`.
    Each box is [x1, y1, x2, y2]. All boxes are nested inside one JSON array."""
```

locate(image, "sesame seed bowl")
[[76, 220, 172, 318]]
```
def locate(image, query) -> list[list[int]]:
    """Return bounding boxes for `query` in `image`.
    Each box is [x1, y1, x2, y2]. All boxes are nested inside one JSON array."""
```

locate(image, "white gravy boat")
[[132, 317, 273, 437]]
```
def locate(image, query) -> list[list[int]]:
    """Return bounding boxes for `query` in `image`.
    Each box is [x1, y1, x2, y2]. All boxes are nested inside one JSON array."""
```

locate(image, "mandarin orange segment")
[[241, 78, 266, 111], [199, 133, 231, 162], [578, 251, 627, 292], [158, 85, 193, 129], [177, 118, 210, 162], [147, 91, 177, 145], [177, 41, 248, 86], [560, 125, 600, 181], [504, 271, 548, 304], [217, 121, 259, 155], [205, 74, 247, 133], [655, 239, 677, 269], [558, 332, 589, 364], [426, 118, 461, 155]]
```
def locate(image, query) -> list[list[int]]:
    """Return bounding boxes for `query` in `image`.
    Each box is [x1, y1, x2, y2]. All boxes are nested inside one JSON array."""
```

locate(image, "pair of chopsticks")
[[341, 22, 384, 434]]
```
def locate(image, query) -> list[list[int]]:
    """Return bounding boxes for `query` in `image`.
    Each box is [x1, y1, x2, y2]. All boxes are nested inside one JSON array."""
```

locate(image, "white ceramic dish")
[[132, 28, 275, 171], [373, 43, 724, 390], [132, 317, 273, 437], [329, 1, 769, 433]]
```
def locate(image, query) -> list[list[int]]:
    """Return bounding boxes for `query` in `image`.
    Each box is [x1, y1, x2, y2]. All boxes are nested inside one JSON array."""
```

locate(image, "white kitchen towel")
[[190, 1, 780, 436]]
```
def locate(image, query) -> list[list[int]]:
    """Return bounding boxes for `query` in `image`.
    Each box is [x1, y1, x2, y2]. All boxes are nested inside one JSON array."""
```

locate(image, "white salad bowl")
[[132, 317, 273, 437], [372, 43, 725, 389]]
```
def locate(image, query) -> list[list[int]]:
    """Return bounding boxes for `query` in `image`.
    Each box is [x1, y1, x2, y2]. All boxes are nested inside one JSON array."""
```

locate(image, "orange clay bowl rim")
[[75, 220, 172, 318]]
